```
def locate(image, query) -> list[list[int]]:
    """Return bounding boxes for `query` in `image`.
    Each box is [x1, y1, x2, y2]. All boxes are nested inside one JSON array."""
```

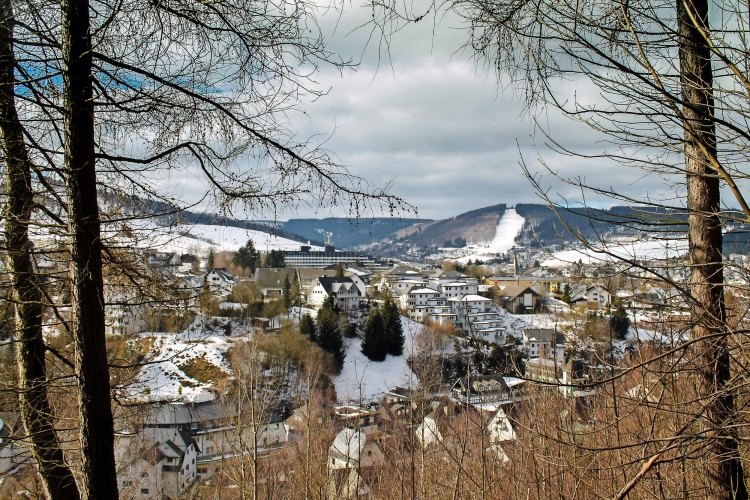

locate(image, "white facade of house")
[[116, 428, 199, 499], [307, 277, 361, 311], [205, 268, 236, 296]]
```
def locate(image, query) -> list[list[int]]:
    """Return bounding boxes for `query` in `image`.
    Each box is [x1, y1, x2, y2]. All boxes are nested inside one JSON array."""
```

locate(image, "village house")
[[522, 328, 564, 359], [119, 400, 287, 483], [450, 375, 523, 407], [307, 276, 362, 311], [116, 427, 199, 499], [0, 413, 29, 475], [204, 267, 236, 296], [253, 267, 299, 299], [570, 283, 611, 307], [498, 285, 541, 314]]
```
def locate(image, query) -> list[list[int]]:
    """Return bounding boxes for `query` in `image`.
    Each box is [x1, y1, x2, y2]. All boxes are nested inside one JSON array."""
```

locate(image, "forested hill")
[[515, 203, 750, 253], [399, 204, 507, 247], [280, 217, 427, 249]]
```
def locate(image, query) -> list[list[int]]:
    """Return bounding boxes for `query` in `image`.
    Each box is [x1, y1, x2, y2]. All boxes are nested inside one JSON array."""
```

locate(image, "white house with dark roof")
[[307, 276, 362, 311], [570, 283, 611, 307], [204, 268, 235, 296], [116, 427, 199, 499]]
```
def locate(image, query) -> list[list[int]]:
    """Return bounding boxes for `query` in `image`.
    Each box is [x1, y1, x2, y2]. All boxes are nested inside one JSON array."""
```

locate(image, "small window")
[[141, 489, 149, 495], [123, 481, 133, 487]]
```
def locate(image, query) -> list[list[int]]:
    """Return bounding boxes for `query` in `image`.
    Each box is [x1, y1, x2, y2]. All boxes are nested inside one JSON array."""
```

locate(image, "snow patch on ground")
[[129, 317, 244, 401], [543, 239, 688, 267], [134, 223, 323, 254], [334, 316, 423, 404]]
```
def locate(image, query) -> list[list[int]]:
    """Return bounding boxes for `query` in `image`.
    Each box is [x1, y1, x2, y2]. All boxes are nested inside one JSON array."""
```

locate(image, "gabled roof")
[[208, 267, 235, 281], [254, 267, 297, 289], [499, 285, 540, 300], [317, 276, 358, 295]]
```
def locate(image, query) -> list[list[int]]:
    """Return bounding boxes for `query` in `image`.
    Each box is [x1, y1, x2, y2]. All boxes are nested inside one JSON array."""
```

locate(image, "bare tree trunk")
[[679, 0, 747, 497], [61, 0, 118, 496], [0, 2, 81, 498]]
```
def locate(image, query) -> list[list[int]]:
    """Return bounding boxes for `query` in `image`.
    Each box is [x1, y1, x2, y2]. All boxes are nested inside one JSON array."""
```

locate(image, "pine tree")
[[321, 294, 336, 313], [232, 239, 259, 273], [290, 274, 301, 308], [316, 308, 345, 370], [282, 274, 292, 310], [207, 250, 215, 271], [382, 297, 405, 356], [335, 263, 345, 277], [562, 283, 571, 304], [299, 313, 315, 339], [610, 300, 630, 339], [361, 307, 386, 361]]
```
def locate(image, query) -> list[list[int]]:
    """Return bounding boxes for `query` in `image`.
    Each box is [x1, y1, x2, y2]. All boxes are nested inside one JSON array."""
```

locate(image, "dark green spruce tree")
[[382, 297, 405, 356], [316, 308, 345, 370], [282, 274, 292, 310], [299, 313, 316, 339], [232, 239, 259, 273], [361, 307, 386, 361], [610, 300, 630, 339]]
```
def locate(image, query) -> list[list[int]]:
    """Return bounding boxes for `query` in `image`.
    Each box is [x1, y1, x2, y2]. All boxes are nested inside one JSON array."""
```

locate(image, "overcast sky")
[[275, 4, 674, 221]]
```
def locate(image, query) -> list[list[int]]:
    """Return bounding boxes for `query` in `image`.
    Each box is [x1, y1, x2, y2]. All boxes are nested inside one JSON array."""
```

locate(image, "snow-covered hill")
[[140, 223, 323, 254]]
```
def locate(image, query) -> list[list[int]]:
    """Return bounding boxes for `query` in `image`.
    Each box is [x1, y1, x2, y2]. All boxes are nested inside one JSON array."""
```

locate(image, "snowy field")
[[128, 317, 249, 402], [543, 239, 688, 267], [138, 223, 322, 254], [334, 316, 423, 404]]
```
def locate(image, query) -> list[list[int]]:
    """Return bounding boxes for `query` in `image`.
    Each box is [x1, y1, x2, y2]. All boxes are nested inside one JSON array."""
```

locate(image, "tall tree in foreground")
[[62, 0, 119, 494], [369, 0, 750, 495], [0, 0, 80, 496], [3, 0, 410, 494]]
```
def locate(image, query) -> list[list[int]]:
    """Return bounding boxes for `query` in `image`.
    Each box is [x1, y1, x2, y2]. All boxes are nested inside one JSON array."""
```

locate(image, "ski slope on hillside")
[[454, 208, 525, 263], [486, 209, 526, 254]]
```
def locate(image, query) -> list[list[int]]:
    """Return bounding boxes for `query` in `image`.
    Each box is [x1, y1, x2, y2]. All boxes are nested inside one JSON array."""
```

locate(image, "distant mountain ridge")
[[280, 217, 427, 249]]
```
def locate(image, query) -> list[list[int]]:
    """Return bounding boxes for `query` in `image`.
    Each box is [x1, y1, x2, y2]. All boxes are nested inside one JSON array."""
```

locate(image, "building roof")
[[208, 267, 235, 281], [406, 287, 440, 295], [430, 269, 469, 279], [317, 276, 359, 295], [499, 285, 540, 300], [254, 267, 298, 289], [447, 294, 491, 302]]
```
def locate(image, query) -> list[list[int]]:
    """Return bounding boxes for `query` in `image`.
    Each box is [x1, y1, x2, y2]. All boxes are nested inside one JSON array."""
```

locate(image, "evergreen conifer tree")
[[299, 313, 315, 339], [232, 239, 259, 273], [382, 297, 405, 356], [282, 274, 292, 310], [321, 294, 336, 313], [316, 308, 345, 370], [207, 250, 215, 271], [290, 274, 301, 308], [610, 300, 631, 339], [361, 307, 386, 361]]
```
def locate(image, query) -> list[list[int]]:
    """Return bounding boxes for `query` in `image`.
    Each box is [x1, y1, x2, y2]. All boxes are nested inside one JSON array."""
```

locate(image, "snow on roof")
[[330, 428, 366, 464], [408, 287, 440, 294]]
